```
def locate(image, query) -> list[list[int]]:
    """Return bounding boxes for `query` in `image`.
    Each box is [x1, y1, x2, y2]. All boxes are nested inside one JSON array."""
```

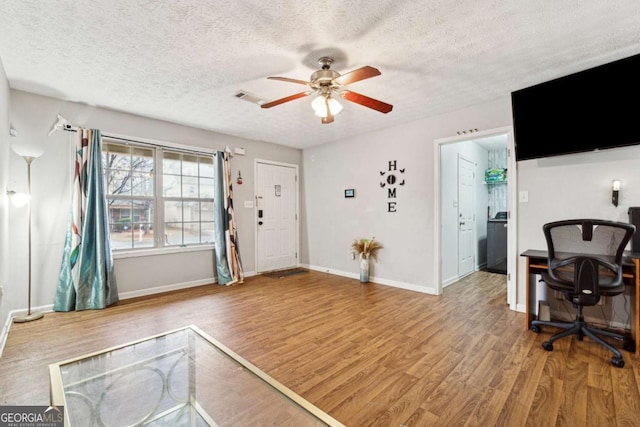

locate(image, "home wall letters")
[[380, 160, 405, 212]]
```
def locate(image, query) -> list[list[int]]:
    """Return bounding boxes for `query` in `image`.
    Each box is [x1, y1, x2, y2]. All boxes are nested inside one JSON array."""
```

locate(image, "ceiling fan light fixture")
[[312, 95, 343, 118]]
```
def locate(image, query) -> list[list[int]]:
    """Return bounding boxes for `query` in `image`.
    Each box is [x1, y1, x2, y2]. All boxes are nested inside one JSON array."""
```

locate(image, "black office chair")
[[530, 219, 635, 368]]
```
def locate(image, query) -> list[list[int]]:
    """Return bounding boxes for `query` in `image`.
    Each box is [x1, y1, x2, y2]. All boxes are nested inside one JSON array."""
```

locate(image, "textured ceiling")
[[1, 1, 640, 149]]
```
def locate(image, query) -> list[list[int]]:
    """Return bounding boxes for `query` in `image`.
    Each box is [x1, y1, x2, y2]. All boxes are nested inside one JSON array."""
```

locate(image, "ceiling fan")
[[261, 57, 393, 124]]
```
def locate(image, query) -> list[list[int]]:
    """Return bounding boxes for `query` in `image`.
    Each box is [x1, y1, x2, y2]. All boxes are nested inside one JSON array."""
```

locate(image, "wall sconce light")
[[612, 180, 621, 207]]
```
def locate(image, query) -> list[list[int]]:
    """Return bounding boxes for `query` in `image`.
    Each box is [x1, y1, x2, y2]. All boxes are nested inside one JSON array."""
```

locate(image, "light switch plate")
[[519, 191, 529, 203]]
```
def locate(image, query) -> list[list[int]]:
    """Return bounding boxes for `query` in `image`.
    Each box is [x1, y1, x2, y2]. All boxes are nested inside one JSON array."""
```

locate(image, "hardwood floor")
[[1, 270, 639, 426]]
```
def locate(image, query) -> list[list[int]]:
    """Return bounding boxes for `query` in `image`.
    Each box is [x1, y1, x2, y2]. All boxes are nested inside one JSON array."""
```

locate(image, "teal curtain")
[[54, 129, 118, 311], [213, 151, 244, 285]]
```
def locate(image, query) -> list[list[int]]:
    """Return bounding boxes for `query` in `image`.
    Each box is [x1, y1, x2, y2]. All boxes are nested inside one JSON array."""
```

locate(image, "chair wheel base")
[[542, 341, 553, 351], [611, 357, 625, 368], [531, 324, 541, 333]]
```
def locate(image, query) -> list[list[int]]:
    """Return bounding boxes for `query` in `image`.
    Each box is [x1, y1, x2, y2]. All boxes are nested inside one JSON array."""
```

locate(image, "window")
[[162, 151, 215, 246], [103, 139, 214, 251]]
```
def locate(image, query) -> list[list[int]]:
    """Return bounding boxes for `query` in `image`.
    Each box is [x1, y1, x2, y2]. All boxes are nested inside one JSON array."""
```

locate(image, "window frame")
[[102, 135, 216, 257]]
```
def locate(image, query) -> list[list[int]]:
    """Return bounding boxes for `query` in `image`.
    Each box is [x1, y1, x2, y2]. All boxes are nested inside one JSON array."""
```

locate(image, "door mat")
[[261, 268, 309, 279]]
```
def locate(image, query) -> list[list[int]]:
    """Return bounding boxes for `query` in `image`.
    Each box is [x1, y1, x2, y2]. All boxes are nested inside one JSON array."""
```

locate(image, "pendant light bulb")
[[312, 95, 343, 118]]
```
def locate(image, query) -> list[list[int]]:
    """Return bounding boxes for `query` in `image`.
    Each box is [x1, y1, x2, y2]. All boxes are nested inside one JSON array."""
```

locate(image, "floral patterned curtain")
[[213, 150, 243, 285], [54, 129, 118, 311]]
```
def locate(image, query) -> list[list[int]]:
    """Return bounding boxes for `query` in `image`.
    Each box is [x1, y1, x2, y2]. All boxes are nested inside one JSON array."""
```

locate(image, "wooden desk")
[[521, 249, 640, 356]]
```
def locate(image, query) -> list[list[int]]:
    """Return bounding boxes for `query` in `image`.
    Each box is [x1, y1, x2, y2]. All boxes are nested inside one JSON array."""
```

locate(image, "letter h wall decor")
[[380, 160, 406, 212]]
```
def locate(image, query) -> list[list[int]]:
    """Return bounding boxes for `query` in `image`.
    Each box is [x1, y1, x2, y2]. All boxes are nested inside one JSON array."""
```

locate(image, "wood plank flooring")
[[1, 270, 639, 426]]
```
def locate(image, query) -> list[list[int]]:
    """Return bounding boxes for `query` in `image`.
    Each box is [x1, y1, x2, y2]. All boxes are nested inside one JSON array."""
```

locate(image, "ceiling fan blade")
[[333, 66, 381, 86], [261, 92, 310, 109], [341, 90, 393, 114], [267, 76, 311, 86]]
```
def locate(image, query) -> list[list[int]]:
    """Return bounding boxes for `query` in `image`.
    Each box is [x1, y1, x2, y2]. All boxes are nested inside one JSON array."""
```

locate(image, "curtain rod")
[[48, 114, 223, 156]]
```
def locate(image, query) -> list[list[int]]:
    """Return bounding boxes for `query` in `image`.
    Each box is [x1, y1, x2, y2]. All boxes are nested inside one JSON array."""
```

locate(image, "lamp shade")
[[10, 126, 45, 158], [312, 95, 343, 118], [10, 140, 45, 158]]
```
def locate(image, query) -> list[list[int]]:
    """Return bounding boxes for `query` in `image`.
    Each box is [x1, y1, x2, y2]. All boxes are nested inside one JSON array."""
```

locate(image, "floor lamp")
[[12, 154, 44, 323]]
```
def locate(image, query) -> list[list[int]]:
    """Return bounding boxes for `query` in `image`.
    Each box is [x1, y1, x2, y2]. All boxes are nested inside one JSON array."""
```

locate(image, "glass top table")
[[49, 325, 344, 427]]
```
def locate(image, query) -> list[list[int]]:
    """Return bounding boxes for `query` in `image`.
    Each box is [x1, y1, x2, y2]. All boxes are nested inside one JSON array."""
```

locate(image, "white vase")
[[359, 256, 370, 283]]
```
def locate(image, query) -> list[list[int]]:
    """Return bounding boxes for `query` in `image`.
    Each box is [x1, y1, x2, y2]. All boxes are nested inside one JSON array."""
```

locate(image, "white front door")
[[458, 155, 475, 277], [256, 162, 298, 272]]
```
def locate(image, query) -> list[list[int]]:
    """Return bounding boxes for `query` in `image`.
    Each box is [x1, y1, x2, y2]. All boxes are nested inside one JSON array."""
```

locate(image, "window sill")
[[113, 244, 214, 260]]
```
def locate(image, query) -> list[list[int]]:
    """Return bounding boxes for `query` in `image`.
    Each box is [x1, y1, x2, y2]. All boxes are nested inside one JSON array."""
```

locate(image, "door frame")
[[254, 159, 300, 273], [433, 126, 518, 310]]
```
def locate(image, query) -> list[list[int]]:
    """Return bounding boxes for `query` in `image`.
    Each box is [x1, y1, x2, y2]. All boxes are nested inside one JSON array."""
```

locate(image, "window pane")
[[182, 176, 199, 198], [201, 222, 214, 244], [108, 199, 132, 249], [165, 201, 183, 222], [107, 170, 132, 195], [104, 142, 130, 156], [163, 152, 181, 174], [131, 172, 154, 196], [183, 201, 199, 222], [132, 147, 153, 172], [133, 200, 154, 223], [182, 154, 198, 177], [104, 146, 131, 172], [200, 178, 214, 198], [200, 156, 214, 178], [104, 143, 155, 199], [164, 223, 182, 246], [184, 222, 200, 245], [163, 174, 181, 197], [201, 202, 214, 221], [132, 223, 154, 248]]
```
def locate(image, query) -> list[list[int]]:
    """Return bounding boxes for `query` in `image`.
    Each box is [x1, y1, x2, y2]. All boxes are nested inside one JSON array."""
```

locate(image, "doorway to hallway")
[[434, 127, 517, 310]]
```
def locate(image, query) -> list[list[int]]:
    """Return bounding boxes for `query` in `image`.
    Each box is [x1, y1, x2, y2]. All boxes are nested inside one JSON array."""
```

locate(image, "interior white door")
[[256, 162, 297, 272], [458, 155, 475, 277]]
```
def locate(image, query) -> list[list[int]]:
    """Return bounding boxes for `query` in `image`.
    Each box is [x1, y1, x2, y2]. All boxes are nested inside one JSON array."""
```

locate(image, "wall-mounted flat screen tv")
[[511, 53, 640, 161]]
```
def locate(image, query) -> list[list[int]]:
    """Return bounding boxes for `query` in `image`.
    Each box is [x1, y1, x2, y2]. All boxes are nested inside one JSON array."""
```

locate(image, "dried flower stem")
[[351, 237, 383, 261]]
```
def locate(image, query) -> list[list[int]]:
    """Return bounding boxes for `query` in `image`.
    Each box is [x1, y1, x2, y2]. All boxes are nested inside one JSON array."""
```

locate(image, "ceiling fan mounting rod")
[[318, 56, 334, 70]]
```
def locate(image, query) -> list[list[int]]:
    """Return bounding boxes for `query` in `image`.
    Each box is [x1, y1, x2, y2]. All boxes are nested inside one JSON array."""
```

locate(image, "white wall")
[[7, 90, 301, 311], [301, 98, 512, 294], [440, 141, 489, 284], [516, 146, 640, 308], [0, 57, 11, 345], [6, 78, 638, 329]]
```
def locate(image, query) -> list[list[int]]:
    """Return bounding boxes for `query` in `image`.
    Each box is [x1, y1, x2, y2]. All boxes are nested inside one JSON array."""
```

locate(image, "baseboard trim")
[[300, 264, 439, 295], [442, 275, 459, 288], [119, 277, 217, 299]]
